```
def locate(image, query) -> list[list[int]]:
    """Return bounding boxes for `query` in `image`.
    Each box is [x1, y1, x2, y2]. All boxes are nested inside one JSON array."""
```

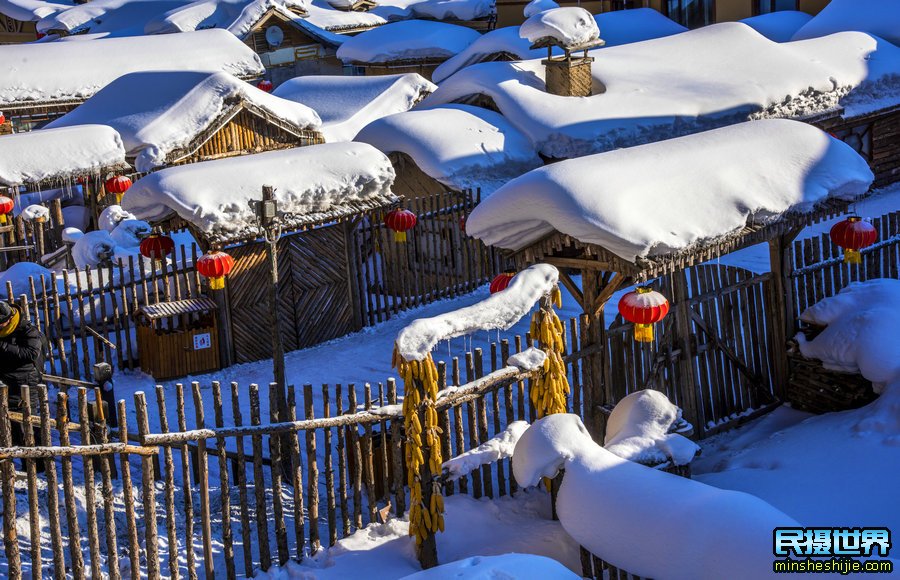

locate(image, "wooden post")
[[767, 232, 799, 401], [672, 270, 704, 439], [20, 386, 42, 577], [57, 393, 85, 580], [579, 269, 605, 439], [134, 392, 161, 580], [0, 386, 21, 580], [39, 386, 66, 580], [191, 383, 215, 580], [117, 401, 142, 580]]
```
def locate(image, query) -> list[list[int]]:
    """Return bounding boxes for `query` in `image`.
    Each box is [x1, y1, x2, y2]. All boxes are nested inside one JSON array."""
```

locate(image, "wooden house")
[[0, 124, 129, 267], [0, 29, 263, 132], [47, 70, 324, 174], [464, 119, 874, 442], [335, 20, 482, 81], [120, 143, 400, 366]]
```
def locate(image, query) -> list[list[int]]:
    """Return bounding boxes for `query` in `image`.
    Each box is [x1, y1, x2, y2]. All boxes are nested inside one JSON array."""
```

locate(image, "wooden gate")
[[227, 224, 358, 363]]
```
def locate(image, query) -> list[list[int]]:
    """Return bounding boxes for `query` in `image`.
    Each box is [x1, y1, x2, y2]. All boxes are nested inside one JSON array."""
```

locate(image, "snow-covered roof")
[[423, 22, 900, 159], [304, 0, 493, 32], [355, 104, 541, 194], [0, 125, 128, 187], [791, 0, 899, 46], [272, 73, 434, 142], [0, 29, 264, 109], [519, 7, 599, 49], [432, 9, 685, 85], [121, 143, 397, 243], [336, 19, 480, 63], [145, 0, 308, 39], [36, 0, 189, 36], [739, 10, 812, 43], [0, 0, 71, 22], [46, 71, 321, 172], [466, 120, 874, 267]]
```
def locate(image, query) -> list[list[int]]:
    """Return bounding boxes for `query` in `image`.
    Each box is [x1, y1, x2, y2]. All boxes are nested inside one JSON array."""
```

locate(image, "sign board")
[[193, 333, 212, 351]]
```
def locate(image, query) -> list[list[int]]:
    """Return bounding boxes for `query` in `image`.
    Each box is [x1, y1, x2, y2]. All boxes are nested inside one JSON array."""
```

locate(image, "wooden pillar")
[[579, 269, 605, 439], [342, 220, 365, 331], [671, 270, 704, 439], [766, 231, 799, 402]]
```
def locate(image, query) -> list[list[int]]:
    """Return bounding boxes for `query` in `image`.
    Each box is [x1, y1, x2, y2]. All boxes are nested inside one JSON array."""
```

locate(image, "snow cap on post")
[[395, 263, 559, 361], [520, 7, 600, 50]]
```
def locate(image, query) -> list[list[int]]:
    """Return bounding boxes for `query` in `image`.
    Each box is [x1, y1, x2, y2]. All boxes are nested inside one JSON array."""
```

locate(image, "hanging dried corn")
[[392, 345, 444, 566], [528, 286, 569, 418]]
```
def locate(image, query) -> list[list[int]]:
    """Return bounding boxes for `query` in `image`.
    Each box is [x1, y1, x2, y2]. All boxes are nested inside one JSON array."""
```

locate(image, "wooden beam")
[[593, 272, 625, 319], [542, 256, 615, 271], [557, 269, 584, 311]]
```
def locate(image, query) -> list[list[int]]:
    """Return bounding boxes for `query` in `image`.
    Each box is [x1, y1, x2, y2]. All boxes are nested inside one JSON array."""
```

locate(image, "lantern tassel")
[[210, 276, 225, 290], [634, 323, 654, 343], [394, 231, 407, 243], [0, 214, 6, 225], [115, 193, 123, 204], [843, 249, 862, 264]]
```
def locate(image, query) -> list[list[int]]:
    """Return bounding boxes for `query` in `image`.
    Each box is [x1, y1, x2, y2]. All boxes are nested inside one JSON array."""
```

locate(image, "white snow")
[[423, 22, 900, 158], [305, 0, 493, 32], [20, 204, 50, 222], [71, 230, 118, 268], [740, 10, 812, 42], [0, 262, 53, 297], [465, 120, 874, 261], [506, 347, 546, 371], [98, 205, 137, 232], [35, 0, 186, 37], [0, 29, 264, 107], [791, 0, 900, 46], [147, 0, 308, 38], [46, 71, 321, 173], [522, 0, 555, 18], [410, 0, 493, 22], [273, 73, 435, 142], [796, 278, 900, 389], [395, 264, 558, 361], [519, 7, 599, 49], [121, 143, 397, 241], [0, 0, 70, 21], [433, 9, 684, 84], [512, 414, 800, 580], [355, 104, 542, 194], [109, 219, 152, 248], [0, 125, 127, 186], [442, 420, 529, 481], [603, 390, 699, 467], [336, 20, 480, 64], [399, 554, 579, 579]]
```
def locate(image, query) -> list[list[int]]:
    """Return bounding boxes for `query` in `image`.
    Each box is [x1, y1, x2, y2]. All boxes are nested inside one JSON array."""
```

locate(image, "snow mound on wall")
[[0, 125, 127, 186], [400, 554, 580, 579], [0, 29, 264, 106], [109, 219, 151, 248], [72, 230, 117, 269], [512, 414, 800, 580], [423, 22, 900, 158], [791, 0, 900, 46], [519, 7, 598, 48], [21, 204, 50, 222], [98, 205, 137, 232], [466, 120, 874, 260], [274, 73, 435, 142], [797, 278, 900, 388], [506, 347, 545, 371], [355, 104, 542, 194], [0, 262, 53, 297], [604, 390, 699, 466], [740, 10, 812, 42], [395, 263, 558, 361], [336, 20, 480, 63], [121, 143, 396, 240], [442, 421, 529, 481], [47, 71, 321, 173]]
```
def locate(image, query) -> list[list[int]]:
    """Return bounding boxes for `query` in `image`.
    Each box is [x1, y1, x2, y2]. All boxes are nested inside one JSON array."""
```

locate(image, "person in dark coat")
[[0, 301, 45, 447]]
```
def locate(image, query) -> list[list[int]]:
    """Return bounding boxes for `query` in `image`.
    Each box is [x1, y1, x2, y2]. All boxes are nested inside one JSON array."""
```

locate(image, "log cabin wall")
[[388, 152, 454, 202], [815, 107, 900, 189], [172, 108, 324, 167], [0, 13, 36, 44]]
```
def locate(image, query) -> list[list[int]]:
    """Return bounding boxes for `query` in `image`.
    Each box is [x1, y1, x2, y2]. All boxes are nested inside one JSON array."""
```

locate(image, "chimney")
[[541, 41, 605, 97]]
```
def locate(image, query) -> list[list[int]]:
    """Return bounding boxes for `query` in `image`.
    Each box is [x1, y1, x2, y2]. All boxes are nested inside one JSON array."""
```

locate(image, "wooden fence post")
[[0, 385, 21, 580], [117, 401, 142, 580], [57, 392, 85, 580], [671, 270, 704, 439], [192, 382, 215, 580], [38, 386, 66, 580], [134, 392, 161, 580]]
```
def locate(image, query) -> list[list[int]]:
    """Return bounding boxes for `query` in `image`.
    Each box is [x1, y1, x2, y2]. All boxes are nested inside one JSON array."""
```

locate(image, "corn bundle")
[[393, 346, 445, 545], [528, 287, 569, 418]]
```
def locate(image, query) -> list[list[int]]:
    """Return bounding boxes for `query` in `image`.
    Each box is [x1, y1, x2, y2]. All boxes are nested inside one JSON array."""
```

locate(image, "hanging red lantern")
[[0, 195, 13, 225], [489, 271, 516, 294], [384, 208, 417, 242], [139, 233, 175, 261], [197, 250, 235, 290], [618, 287, 669, 343], [257, 79, 274, 92], [830, 216, 877, 264], [105, 176, 132, 203], [0, 111, 6, 125], [459, 215, 467, 234]]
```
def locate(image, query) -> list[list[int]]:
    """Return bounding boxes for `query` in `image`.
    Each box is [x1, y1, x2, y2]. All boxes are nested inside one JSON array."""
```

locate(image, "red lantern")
[[0, 195, 13, 225], [257, 80, 274, 92], [459, 215, 466, 234], [0, 111, 5, 125], [105, 175, 132, 202], [197, 250, 235, 290], [384, 208, 417, 242], [139, 233, 175, 261], [830, 216, 877, 264], [618, 287, 669, 343], [489, 271, 515, 294]]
